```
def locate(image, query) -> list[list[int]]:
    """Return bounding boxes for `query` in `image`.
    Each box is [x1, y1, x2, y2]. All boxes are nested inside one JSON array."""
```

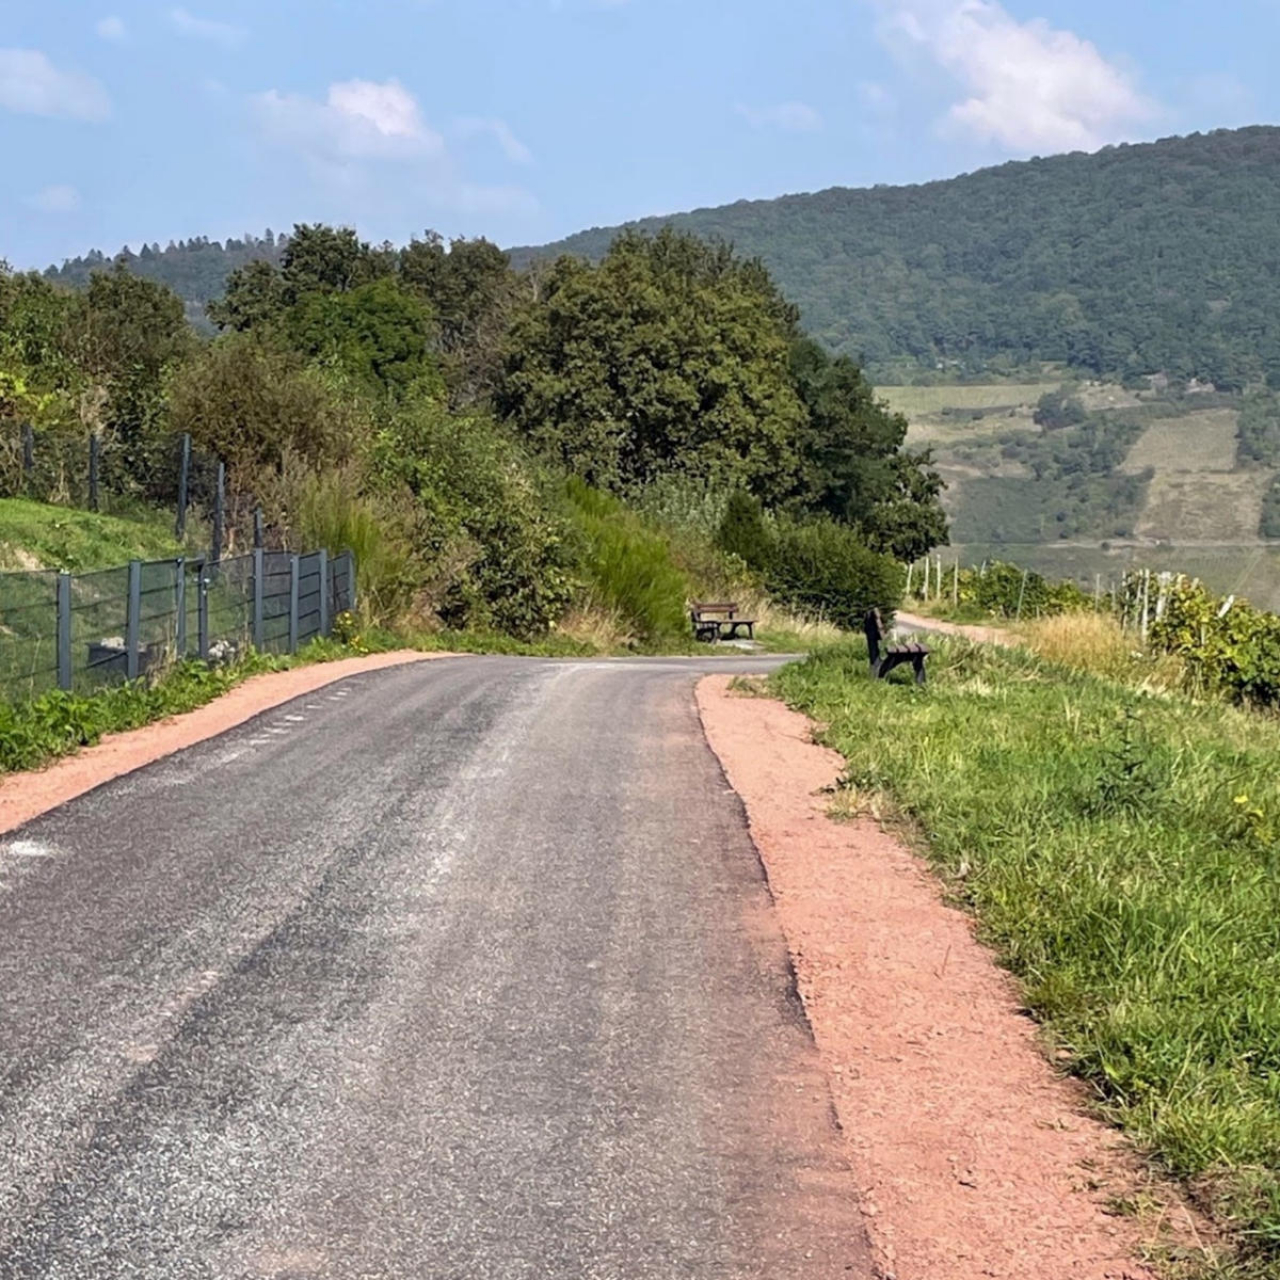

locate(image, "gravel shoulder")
[[697, 674, 1178, 1280]]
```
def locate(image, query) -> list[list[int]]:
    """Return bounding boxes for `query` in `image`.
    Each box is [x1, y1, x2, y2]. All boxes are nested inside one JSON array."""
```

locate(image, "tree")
[[289, 278, 440, 398], [788, 338, 948, 559], [498, 229, 805, 500]]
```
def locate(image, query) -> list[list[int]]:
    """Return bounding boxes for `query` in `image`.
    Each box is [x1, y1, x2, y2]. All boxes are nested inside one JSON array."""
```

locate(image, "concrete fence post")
[[288, 555, 300, 654], [57, 571, 72, 692], [347, 550, 357, 616], [252, 547, 265, 650], [318, 548, 330, 637], [176, 557, 187, 658], [196, 557, 210, 661], [126, 560, 142, 681]]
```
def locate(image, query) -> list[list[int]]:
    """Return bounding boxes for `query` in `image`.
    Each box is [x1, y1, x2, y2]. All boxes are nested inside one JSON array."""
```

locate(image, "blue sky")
[[1, 0, 1275, 269]]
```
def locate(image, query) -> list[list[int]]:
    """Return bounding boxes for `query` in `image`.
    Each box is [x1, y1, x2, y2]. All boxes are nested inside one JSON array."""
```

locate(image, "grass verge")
[[0, 497, 186, 571], [773, 638, 1280, 1277], [0, 636, 364, 776]]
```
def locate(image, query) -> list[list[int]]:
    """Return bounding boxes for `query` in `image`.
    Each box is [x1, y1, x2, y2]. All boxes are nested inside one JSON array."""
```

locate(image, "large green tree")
[[497, 229, 806, 501], [788, 338, 947, 560]]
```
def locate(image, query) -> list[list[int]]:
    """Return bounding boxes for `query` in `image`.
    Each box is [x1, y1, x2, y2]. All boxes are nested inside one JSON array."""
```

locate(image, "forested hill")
[[514, 126, 1280, 387], [45, 233, 285, 326]]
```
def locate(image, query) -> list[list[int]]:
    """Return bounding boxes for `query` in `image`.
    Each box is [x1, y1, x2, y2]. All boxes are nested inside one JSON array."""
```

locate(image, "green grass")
[[0, 636, 361, 775], [773, 640, 1280, 1276], [0, 498, 184, 572], [880, 382, 1061, 416]]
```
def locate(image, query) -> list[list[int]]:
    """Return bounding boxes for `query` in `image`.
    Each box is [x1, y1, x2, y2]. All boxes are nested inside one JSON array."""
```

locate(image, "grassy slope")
[[775, 640, 1280, 1275], [0, 499, 183, 572]]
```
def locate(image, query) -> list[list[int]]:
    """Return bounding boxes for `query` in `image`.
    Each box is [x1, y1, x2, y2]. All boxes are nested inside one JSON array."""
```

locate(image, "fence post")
[[175, 433, 191, 540], [176, 557, 187, 658], [88, 433, 100, 512], [1015, 569, 1029, 622], [196, 557, 210, 661], [288, 554, 300, 654], [211, 460, 225, 566], [253, 507, 264, 550], [21, 423, 33, 489], [318, 548, 330, 637], [126, 560, 142, 681], [57, 571, 72, 692], [252, 546, 265, 649], [347, 550, 357, 616]]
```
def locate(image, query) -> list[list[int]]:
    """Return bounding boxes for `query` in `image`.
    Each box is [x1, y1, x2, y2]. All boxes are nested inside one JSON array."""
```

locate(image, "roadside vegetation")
[[0, 497, 185, 571], [775, 635, 1280, 1277], [2, 224, 945, 663]]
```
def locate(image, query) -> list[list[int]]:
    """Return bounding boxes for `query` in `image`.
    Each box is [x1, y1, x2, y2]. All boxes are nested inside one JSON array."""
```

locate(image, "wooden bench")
[[864, 609, 929, 684], [691, 601, 757, 644]]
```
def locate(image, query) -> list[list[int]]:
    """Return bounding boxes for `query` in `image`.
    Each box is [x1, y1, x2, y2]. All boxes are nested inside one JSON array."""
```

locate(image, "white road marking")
[[5, 840, 54, 858]]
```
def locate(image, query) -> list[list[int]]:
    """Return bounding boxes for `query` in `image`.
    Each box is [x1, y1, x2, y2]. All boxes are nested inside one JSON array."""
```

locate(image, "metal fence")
[[0, 548, 356, 704], [0, 424, 247, 555]]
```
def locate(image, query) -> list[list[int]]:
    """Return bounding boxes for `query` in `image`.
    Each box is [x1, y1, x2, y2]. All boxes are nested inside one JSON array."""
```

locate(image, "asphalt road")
[[0, 655, 870, 1279]]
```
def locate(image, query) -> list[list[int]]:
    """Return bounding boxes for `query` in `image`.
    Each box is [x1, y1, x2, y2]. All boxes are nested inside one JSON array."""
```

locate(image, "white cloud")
[[169, 7, 247, 48], [454, 117, 534, 165], [255, 79, 444, 169], [252, 78, 537, 217], [736, 101, 823, 133], [27, 184, 81, 212], [0, 49, 110, 121], [96, 15, 127, 42], [874, 0, 1155, 152]]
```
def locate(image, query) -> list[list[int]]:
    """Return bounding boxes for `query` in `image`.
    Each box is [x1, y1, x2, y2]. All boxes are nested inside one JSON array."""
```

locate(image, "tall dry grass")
[[1017, 611, 1186, 693]]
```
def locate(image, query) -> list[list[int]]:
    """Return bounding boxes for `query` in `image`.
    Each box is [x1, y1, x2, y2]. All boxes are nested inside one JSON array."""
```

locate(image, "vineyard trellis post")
[[88, 434, 100, 513], [175, 433, 191, 540]]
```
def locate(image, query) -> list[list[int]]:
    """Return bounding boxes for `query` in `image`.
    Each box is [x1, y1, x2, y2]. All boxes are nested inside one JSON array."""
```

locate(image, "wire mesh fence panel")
[[0, 546, 353, 706], [330, 552, 354, 616], [70, 565, 132, 692], [0, 571, 60, 703], [205, 555, 254, 658], [296, 552, 323, 645], [260, 551, 293, 653], [138, 560, 181, 674]]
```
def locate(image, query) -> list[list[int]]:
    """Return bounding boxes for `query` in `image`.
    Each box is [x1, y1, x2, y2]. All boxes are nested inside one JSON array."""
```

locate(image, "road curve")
[[0, 655, 871, 1279]]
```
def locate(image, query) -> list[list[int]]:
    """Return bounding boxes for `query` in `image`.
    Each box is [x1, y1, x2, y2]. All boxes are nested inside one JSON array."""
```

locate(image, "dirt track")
[[698, 674, 1171, 1280]]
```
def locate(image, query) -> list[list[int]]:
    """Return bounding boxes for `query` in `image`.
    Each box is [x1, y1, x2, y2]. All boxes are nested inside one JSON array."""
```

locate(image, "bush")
[[563, 477, 690, 645], [1146, 574, 1280, 707], [290, 467, 419, 625], [717, 490, 775, 572], [374, 401, 576, 638], [766, 518, 901, 629]]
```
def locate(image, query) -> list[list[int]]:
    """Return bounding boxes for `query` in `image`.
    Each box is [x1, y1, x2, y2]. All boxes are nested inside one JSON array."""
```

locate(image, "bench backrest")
[[863, 608, 885, 664], [691, 602, 739, 619]]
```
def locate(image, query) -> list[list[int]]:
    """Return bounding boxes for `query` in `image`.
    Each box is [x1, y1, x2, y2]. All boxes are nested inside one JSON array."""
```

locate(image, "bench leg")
[[913, 657, 927, 686]]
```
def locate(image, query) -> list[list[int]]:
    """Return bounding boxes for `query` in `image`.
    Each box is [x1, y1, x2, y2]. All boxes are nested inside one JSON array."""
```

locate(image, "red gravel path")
[[698, 674, 1167, 1280]]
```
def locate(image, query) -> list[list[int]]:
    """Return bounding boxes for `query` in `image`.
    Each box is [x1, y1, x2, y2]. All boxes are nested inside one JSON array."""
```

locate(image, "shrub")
[[563, 477, 690, 645], [290, 467, 419, 625], [374, 401, 576, 638], [766, 518, 901, 629], [717, 490, 775, 572]]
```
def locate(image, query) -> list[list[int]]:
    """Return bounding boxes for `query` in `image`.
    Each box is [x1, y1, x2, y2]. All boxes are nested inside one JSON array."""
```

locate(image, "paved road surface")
[[0, 656, 870, 1279]]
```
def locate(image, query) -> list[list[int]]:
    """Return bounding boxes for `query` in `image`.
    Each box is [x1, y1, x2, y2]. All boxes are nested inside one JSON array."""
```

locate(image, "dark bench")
[[691, 601, 757, 643], [864, 609, 929, 684]]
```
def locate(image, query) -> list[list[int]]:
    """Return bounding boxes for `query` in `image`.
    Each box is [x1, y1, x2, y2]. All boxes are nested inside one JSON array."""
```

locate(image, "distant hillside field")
[[887, 378, 1280, 610], [517, 126, 1280, 386]]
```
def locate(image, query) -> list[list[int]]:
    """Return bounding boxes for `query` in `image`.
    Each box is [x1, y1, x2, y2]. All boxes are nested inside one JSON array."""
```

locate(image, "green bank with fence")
[[0, 547, 355, 705]]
